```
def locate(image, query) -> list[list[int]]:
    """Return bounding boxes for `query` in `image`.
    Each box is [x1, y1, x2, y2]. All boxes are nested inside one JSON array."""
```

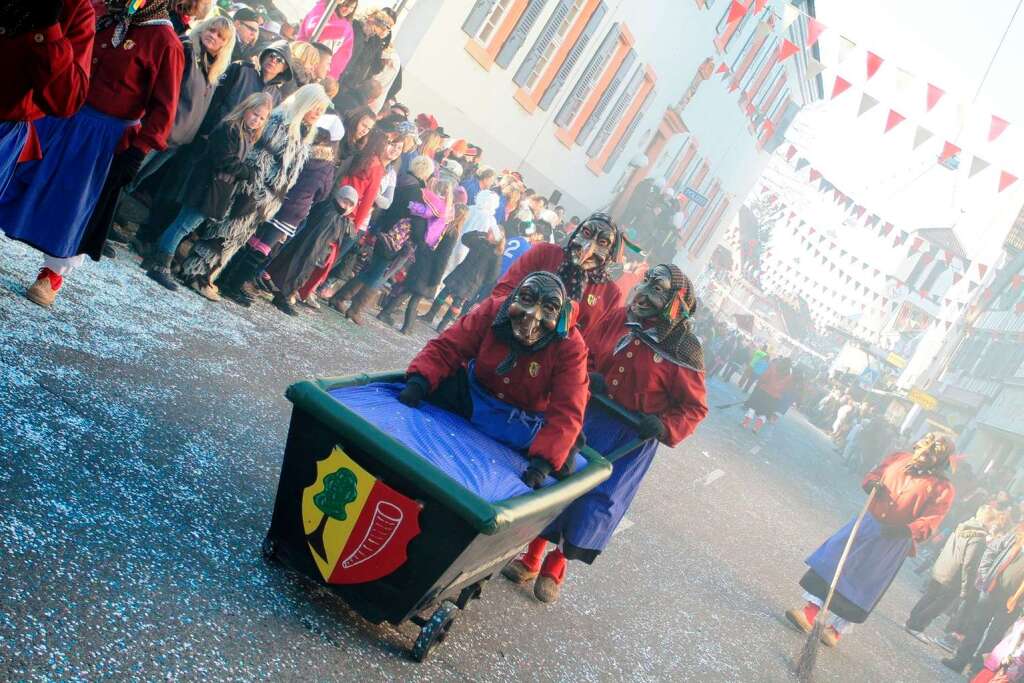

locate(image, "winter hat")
[[233, 7, 260, 22], [335, 185, 359, 206], [442, 159, 463, 179], [317, 112, 345, 142]]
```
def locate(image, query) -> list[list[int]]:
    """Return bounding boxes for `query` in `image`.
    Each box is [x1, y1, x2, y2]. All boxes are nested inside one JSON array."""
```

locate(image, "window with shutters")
[[513, 0, 607, 114], [715, 2, 754, 52], [604, 88, 654, 172], [740, 35, 776, 91], [575, 48, 636, 144], [463, 0, 548, 72], [754, 67, 784, 109], [586, 65, 656, 175]]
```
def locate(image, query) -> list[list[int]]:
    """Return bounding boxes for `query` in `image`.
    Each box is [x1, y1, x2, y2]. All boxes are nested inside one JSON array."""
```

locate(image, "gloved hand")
[[636, 413, 666, 440], [398, 374, 429, 408], [522, 457, 553, 490], [588, 372, 608, 396], [863, 480, 888, 496], [113, 146, 147, 183], [881, 523, 911, 540]]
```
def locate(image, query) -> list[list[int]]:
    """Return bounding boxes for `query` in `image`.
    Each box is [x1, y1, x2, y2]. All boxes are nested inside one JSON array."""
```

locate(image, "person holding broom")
[[785, 432, 956, 648]]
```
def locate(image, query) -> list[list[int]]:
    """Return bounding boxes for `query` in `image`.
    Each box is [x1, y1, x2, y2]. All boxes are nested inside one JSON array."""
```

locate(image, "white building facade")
[[393, 0, 821, 273]]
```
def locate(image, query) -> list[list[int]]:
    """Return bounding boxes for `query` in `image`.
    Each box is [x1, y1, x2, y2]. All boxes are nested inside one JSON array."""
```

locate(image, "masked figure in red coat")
[[0, 0, 183, 308], [492, 212, 625, 337], [785, 432, 955, 648], [503, 264, 709, 603], [401, 271, 589, 485]]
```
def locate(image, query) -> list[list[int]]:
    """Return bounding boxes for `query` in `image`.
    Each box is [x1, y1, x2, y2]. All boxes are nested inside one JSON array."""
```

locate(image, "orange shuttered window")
[[463, 0, 546, 71], [585, 65, 656, 175], [553, 23, 634, 147]]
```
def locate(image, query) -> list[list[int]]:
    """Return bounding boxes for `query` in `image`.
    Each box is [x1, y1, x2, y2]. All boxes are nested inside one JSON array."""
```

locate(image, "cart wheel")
[[261, 535, 278, 563], [410, 601, 458, 662]]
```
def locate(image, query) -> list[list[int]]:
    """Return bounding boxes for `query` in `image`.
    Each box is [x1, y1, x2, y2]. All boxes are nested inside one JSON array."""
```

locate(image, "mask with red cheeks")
[[507, 274, 566, 347]]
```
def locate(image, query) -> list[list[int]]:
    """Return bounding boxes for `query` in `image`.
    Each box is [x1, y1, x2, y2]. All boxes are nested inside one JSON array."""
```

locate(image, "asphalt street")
[[1, 235, 964, 681]]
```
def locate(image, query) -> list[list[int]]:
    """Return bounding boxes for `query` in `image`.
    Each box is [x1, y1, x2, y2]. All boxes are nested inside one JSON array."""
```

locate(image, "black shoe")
[[102, 242, 117, 259], [146, 268, 179, 291], [377, 312, 397, 326], [272, 293, 300, 317], [222, 286, 254, 307], [941, 658, 965, 674]]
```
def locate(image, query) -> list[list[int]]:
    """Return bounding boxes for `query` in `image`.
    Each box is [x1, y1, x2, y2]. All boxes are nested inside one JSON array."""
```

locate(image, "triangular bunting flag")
[[881, 222, 894, 236], [729, 79, 740, 93], [725, 0, 748, 26], [989, 115, 1009, 142], [809, 168, 822, 182], [795, 158, 810, 171], [857, 93, 879, 116], [968, 156, 990, 178], [806, 16, 826, 47], [831, 76, 852, 99], [909, 237, 923, 253], [754, 0, 767, 11], [884, 109, 906, 133], [778, 39, 800, 61], [912, 126, 933, 150], [999, 171, 1018, 193], [716, 62, 729, 75], [838, 36, 857, 63], [978, 263, 988, 279], [781, 4, 801, 30], [953, 272, 963, 285], [939, 141, 960, 163], [804, 57, 826, 82], [866, 51, 884, 79], [786, 144, 797, 161], [926, 83, 944, 112]]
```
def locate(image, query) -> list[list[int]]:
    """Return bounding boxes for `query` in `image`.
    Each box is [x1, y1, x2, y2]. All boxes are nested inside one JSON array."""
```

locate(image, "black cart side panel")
[[268, 407, 479, 625]]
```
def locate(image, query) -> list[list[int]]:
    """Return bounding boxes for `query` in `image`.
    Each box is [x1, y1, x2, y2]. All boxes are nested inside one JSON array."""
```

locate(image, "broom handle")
[[818, 487, 878, 620]]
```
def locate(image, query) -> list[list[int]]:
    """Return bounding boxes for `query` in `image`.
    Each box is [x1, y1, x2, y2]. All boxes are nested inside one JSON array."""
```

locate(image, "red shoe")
[[753, 417, 765, 433], [534, 549, 566, 603], [741, 416, 751, 429], [820, 625, 841, 647], [785, 602, 820, 633]]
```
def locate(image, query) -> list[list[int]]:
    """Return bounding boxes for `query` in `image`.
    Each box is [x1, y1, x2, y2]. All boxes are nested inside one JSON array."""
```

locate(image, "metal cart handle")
[[588, 393, 655, 464]]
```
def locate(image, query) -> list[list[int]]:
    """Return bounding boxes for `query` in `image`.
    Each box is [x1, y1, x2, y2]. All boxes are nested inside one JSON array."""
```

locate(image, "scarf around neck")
[[98, 0, 171, 47]]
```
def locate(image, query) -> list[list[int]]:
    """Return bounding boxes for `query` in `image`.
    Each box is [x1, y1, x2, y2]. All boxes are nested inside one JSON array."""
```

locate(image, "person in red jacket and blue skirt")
[[785, 432, 955, 648], [398, 270, 589, 486], [503, 263, 709, 603], [0, 0, 183, 308]]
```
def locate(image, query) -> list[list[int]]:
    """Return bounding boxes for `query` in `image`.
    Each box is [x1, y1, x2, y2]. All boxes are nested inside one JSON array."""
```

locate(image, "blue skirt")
[[543, 408, 659, 562], [804, 514, 912, 621], [0, 121, 29, 200], [0, 107, 133, 258]]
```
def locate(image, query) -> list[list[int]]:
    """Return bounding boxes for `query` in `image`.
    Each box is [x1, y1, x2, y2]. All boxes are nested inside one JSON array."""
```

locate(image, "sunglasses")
[[264, 53, 285, 65], [239, 22, 259, 33]]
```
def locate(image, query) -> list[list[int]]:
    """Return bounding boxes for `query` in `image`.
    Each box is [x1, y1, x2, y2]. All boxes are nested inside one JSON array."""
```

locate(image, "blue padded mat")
[[328, 382, 584, 502]]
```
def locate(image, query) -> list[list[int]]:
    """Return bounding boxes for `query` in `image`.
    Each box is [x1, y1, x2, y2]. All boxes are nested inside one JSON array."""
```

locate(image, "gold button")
[[34, 33, 45, 43], [611, 379, 619, 386], [626, 351, 633, 358], [634, 340, 640, 346], [618, 366, 625, 373], [503, 377, 510, 384], [497, 393, 504, 399]]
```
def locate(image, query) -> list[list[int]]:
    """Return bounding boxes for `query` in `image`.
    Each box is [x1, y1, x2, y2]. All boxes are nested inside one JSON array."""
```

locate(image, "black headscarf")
[[615, 264, 704, 372], [491, 271, 571, 375], [557, 212, 623, 301]]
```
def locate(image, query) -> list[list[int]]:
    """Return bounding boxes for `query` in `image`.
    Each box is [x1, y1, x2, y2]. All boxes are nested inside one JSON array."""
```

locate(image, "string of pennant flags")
[[770, 143, 999, 282], [711, 0, 1019, 193]]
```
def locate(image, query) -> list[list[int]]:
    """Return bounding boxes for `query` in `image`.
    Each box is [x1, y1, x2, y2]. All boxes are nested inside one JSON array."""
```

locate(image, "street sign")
[[908, 387, 938, 411], [683, 186, 709, 207], [885, 352, 908, 369]]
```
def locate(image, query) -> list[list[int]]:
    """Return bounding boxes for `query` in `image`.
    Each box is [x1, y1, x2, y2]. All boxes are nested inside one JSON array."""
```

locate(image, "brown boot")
[[345, 286, 376, 325], [26, 268, 61, 308], [330, 278, 364, 313]]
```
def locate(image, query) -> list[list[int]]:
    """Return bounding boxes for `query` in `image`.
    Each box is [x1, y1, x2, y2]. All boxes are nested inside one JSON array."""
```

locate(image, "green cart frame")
[[263, 372, 615, 661]]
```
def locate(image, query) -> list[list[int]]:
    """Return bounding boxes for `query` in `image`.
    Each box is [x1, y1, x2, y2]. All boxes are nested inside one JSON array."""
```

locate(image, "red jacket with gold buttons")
[[86, 9, 184, 153], [407, 296, 589, 469], [863, 451, 955, 544], [587, 307, 708, 447], [491, 242, 623, 337]]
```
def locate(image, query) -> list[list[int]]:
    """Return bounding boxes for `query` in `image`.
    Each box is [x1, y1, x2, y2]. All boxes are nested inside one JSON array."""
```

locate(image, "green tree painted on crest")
[[307, 468, 358, 563]]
